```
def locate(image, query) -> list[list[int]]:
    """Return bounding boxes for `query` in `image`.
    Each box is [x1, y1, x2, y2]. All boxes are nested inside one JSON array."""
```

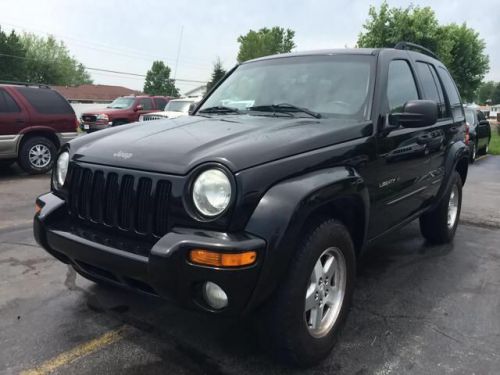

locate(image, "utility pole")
[[173, 25, 184, 83]]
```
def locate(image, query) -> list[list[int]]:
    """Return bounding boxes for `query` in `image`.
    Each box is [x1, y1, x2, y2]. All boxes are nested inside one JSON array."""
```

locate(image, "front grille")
[[82, 115, 97, 122], [68, 164, 171, 238], [142, 114, 167, 121]]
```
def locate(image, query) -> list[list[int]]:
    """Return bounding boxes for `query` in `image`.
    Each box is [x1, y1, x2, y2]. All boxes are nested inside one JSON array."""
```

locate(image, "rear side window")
[[387, 60, 419, 113], [416, 62, 448, 119], [16, 87, 74, 114], [0, 89, 21, 113], [139, 98, 153, 110], [154, 98, 167, 110], [438, 67, 463, 120]]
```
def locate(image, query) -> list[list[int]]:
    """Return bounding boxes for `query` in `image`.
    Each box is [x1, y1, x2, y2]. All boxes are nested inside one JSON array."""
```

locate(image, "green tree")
[[20, 33, 92, 85], [143, 61, 179, 96], [206, 58, 226, 92], [0, 27, 27, 82], [476, 81, 496, 104], [237, 27, 296, 63], [357, 2, 489, 102]]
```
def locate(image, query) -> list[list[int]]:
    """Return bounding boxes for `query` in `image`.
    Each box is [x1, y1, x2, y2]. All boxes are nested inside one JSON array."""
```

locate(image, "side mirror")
[[134, 104, 144, 112], [389, 100, 438, 128], [188, 102, 197, 115]]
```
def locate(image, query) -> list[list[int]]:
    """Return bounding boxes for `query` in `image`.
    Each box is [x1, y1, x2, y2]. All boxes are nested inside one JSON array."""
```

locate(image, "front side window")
[[155, 98, 167, 109], [199, 55, 374, 120], [0, 89, 20, 113], [386, 60, 419, 113], [107, 97, 135, 109], [139, 98, 153, 110]]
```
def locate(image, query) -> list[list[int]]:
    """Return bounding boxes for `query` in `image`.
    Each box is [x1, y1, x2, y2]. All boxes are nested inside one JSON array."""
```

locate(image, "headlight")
[[96, 114, 109, 121], [55, 152, 69, 188], [192, 169, 232, 217]]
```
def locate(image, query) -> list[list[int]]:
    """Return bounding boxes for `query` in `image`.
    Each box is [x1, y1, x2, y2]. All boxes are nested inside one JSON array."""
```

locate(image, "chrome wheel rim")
[[305, 247, 346, 338], [447, 184, 459, 229], [28, 144, 51, 168], [472, 144, 476, 160]]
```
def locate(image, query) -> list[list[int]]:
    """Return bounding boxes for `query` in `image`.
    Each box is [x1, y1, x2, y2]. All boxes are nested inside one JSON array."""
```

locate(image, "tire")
[[18, 136, 57, 174], [112, 120, 127, 127], [258, 219, 356, 367], [419, 171, 462, 244]]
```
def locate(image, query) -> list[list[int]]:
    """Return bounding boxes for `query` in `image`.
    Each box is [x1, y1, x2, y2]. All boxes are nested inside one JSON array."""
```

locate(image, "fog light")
[[203, 281, 228, 310]]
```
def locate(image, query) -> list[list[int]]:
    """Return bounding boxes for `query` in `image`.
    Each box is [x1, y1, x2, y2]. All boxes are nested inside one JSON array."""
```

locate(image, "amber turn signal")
[[189, 249, 257, 267], [35, 202, 42, 215]]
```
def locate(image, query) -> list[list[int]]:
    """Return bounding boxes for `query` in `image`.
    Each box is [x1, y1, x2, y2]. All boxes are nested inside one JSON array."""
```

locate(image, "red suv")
[[0, 83, 78, 174], [80, 95, 170, 132]]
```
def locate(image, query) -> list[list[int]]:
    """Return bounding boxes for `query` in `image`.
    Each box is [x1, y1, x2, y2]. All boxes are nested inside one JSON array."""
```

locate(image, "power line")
[[0, 19, 213, 69], [0, 53, 207, 84]]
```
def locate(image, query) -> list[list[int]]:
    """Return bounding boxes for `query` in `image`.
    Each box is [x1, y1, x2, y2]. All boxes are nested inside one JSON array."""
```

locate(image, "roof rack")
[[394, 42, 438, 60], [0, 80, 51, 89]]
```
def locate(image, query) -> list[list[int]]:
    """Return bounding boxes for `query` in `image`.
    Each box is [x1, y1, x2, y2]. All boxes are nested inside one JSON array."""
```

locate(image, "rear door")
[[0, 88, 28, 156], [413, 61, 452, 197]]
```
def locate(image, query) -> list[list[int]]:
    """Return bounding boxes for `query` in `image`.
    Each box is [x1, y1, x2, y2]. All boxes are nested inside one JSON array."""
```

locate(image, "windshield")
[[465, 109, 475, 125], [165, 100, 192, 113], [199, 54, 374, 120], [107, 97, 135, 109]]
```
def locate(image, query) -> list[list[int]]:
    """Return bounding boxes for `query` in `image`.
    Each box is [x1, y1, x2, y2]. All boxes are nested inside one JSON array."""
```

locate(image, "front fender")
[[243, 166, 368, 313]]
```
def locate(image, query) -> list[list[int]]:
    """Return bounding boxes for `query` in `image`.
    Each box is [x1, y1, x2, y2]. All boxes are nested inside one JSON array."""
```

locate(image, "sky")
[[0, 0, 498, 95]]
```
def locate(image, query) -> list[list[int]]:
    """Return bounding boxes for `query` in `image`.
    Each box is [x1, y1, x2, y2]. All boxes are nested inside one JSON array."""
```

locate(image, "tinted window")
[[154, 98, 167, 109], [387, 60, 419, 113], [0, 89, 20, 113], [139, 98, 153, 110], [416, 62, 448, 119], [200, 55, 374, 120], [438, 67, 463, 120], [17, 87, 74, 114]]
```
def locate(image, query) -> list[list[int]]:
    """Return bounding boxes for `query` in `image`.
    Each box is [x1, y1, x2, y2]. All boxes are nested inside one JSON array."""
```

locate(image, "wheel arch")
[[18, 129, 60, 153], [243, 166, 369, 313]]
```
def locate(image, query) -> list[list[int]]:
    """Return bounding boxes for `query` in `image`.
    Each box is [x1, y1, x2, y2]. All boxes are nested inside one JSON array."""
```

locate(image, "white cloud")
[[1, 0, 498, 93]]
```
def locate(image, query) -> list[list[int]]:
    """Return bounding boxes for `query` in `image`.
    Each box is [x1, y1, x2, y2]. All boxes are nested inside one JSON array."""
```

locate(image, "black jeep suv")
[[34, 43, 469, 366]]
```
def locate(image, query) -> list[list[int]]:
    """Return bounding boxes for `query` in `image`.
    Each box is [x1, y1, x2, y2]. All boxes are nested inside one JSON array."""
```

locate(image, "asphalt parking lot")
[[1, 156, 499, 375]]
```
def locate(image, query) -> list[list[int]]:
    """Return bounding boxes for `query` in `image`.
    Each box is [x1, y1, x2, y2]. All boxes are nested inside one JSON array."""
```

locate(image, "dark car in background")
[[80, 95, 170, 132], [465, 107, 491, 162], [0, 83, 78, 174]]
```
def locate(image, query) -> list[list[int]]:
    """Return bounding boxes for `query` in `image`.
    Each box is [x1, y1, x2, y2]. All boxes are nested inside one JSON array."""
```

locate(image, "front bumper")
[[80, 122, 112, 133], [34, 192, 266, 315]]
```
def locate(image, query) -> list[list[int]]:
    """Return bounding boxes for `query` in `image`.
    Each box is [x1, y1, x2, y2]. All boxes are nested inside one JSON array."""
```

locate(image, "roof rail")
[[0, 80, 51, 89], [394, 42, 438, 60]]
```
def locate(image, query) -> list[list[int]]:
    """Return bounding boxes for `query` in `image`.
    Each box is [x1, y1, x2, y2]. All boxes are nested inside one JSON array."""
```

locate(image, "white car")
[[139, 98, 200, 121]]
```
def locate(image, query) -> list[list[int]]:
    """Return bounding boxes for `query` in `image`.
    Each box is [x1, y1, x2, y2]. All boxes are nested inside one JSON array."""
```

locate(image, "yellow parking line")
[[20, 326, 127, 375]]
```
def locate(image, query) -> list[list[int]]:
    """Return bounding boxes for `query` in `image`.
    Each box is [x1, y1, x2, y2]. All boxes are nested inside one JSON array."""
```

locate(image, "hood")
[[70, 115, 370, 175], [145, 111, 187, 119], [82, 107, 130, 116]]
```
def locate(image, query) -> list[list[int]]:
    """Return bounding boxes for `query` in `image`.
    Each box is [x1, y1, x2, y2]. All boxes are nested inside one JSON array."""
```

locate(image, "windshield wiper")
[[198, 106, 241, 114], [248, 103, 321, 119]]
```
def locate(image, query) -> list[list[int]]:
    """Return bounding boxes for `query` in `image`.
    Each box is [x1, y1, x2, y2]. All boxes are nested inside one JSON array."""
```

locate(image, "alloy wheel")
[[305, 247, 347, 338], [28, 144, 51, 168]]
